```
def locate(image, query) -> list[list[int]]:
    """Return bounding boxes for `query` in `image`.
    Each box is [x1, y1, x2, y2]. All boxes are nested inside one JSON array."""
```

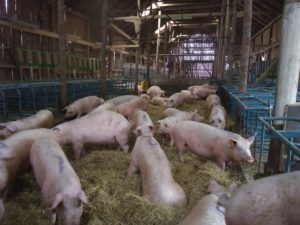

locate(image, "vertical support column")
[[217, 0, 225, 79], [227, 0, 237, 84], [221, 0, 230, 79], [163, 23, 168, 77], [275, 0, 300, 117], [134, 0, 141, 94], [156, 10, 161, 76], [239, 0, 253, 92], [100, 0, 108, 98], [146, 28, 151, 86], [58, 0, 67, 107]]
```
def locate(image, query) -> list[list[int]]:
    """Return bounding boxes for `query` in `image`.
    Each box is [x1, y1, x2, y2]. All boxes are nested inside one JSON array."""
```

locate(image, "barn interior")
[[1, 0, 300, 224]]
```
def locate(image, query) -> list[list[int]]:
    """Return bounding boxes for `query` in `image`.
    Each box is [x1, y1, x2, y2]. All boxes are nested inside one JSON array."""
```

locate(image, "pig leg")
[[73, 141, 85, 160], [175, 141, 186, 162], [115, 134, 129, 153], [46, 208, 57, 225], [127, 161, 139, 176]]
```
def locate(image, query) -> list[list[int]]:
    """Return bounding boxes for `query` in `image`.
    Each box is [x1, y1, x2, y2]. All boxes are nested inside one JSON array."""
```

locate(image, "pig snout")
[[247, 156, 254, 163]]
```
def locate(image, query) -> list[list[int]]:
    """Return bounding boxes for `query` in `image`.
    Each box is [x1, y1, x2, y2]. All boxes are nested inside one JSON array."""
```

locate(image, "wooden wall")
[[251, 15, 282, 63], [0, 0, 132, 82]]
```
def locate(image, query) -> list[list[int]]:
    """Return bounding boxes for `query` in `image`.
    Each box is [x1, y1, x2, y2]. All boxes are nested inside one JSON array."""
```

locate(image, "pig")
[[90, 102, 117, 114], [220, 171, 300, 225], [178, 180, 236, 225], [131, 110, 154, 137], [206, 94, 221, 110], [146, 86, 165, 98], [30, 138, 88, 225], [128, 135, 187, 207], [106, 95, 139, 105], [170, 121, 255, 169], [0, 128, 64, 199], [157, 111, 204, 137], [150, 96, 168, 107], [180, 90, 194, 102], [63, 96, 105, 119], [208, 105, 226, 129], [190, 87, 217, 100], [116, 98, 148, 120], [166, 93, 186, 108], [163, 108, 204, 122], [53, 111, 131, 159], [139, 94, 150, 101], [188, 84, 217, 92], [0, 110, 54, 138]]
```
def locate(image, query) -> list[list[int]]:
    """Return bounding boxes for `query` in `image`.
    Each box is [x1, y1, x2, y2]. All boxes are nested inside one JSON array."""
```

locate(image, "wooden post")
[[227, 0, 237, 84], [58, 0, 67, 107], [275, 0, 300, 117], [217, 0, 225, 79], [134, 0, 141, 94], [146, 29, 151, 86], [239, 0, 253, 92], [221, 0, 230, 79], [156, 10, 161, 76], [100, 0, 108, 98]]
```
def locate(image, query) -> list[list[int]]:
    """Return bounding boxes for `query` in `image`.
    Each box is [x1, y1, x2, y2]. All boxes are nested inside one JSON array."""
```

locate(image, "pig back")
[[133, 136, 186, 207], [178, 194, 226, 225], [106, 95, 139, 105], [2, 128, 64, 186], [30, 138, 79, 190]]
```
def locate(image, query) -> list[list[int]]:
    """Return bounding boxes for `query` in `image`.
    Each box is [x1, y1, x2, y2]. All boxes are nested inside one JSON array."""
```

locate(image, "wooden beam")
[[58, 0, 67, 107], [100, 0, 108, 98], [109, 23, 138, 45], [255, 58, 278, 85], [228, 0, 237, 84], [239, 0, 253, 92]]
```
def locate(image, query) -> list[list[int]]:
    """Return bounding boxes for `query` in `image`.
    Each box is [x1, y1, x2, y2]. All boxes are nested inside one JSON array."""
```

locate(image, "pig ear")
[[78, 190, 88, 204], [229, 138, 238, 147], [51, 193, 64, 210], [62, 106, 68, 113], [0, 123, 7, 129], [149, 125, 154, 132], [136, 128, 142, 136], [5, 123, 17, 132], [218, 194, 230, 207], [247, 135, 256, 145]]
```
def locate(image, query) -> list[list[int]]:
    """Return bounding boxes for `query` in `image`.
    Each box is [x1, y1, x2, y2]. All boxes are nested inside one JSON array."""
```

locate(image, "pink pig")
[[170, 121, 255, 169]]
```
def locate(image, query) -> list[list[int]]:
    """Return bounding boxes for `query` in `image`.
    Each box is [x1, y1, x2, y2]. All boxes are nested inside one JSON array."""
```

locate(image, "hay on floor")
[[3, 100, 242, 225]]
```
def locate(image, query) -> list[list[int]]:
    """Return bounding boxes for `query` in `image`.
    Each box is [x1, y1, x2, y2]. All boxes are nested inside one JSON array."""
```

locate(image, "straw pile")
[[3, 100, 243, 225]]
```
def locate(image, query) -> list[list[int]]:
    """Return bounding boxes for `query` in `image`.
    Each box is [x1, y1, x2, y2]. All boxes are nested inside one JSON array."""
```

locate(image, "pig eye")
[[170, 99, 174, 102], [232, 140, 237, 146], [218, 119, 222, 123], [210, 120, 214, 124], [164, 123, 168, 128]]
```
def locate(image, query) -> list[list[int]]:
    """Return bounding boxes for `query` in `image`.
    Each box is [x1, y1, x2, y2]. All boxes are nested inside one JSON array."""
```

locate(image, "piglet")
[[178, 180, 236, 225], [117, 98, 148, 120], [0, 110, 54, 138], [53, 111, 131, 159], [190, 87, 216, 100], [150, 96, 168, 107], [63, 96, 105, 119], [131, 110, 154, 137], [170, 121, 255, 169], [30, 138, 87, 225], [220, 171, 300, 225], [90, 102, 117, 114], [206, 94, 221, 110], [208, 105, 226, 129], [128, 135, 187, 207], [166, 92, 186, 108], [106, 95, 139, 105], [146, 86, 165, 98]]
